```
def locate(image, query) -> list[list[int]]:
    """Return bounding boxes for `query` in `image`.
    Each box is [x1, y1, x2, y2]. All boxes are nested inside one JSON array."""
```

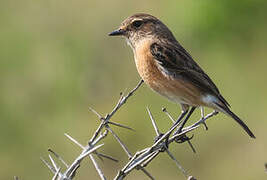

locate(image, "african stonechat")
[[109, 13, 255, 138]]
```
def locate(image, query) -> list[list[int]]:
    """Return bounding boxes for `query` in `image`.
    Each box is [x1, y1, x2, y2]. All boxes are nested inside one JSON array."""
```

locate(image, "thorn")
[[89, 107, 103, 119], [95, 151, 104, 162], [203, 122, 208, 130], [162, 107, 175, 123], [64, 133, 85, 149], [48, 148, 69, 168], [187, 140, 196, 153], [81, 144, 104, 159], [40, 157, 56, 173], [166, 149, 188, 177], [52, 167, 61, 180], [97, 153, 119, 163], [48, 154, 58, 170], [147, 107, 161, 136], [109, 121, 135, 131]]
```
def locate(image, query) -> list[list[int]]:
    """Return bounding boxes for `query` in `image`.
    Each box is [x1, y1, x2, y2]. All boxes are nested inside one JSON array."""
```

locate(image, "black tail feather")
[[215, 102, 255, 138]]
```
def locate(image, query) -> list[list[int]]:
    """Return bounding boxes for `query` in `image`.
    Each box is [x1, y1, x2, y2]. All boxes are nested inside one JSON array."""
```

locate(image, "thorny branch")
[[39, 79, 219, 180]]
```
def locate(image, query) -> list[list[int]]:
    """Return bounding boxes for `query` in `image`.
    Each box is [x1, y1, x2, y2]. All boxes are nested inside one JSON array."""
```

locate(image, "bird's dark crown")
[[121, 13, 159, 26], [109, 13, 177, 48]]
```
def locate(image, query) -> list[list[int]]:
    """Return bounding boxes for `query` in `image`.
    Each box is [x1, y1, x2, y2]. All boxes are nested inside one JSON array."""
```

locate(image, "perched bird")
[[109, 13, 255, 138]]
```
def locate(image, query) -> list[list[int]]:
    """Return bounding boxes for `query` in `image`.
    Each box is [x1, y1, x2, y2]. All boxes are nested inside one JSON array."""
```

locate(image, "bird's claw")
[[175, 134, 194, 143], [153, 133, 169, 152]]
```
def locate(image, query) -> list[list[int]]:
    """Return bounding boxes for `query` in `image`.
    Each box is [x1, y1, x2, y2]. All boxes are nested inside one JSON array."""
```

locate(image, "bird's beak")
[[108, 28, 125, 36]]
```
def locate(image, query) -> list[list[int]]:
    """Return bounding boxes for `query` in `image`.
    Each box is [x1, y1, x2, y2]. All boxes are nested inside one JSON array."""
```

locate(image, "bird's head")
[[109, 13, 174, 49]]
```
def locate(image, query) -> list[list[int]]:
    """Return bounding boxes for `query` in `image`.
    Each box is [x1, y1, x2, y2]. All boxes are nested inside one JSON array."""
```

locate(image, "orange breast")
[[134, 40, 204, 107]]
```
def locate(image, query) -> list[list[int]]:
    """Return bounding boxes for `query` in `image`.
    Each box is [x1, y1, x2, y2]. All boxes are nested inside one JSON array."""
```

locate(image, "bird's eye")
[[132, 20, 143, 28]]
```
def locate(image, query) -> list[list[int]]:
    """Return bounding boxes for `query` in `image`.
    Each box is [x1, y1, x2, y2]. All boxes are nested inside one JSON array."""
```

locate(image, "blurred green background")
[[1, 0, 267, 179]]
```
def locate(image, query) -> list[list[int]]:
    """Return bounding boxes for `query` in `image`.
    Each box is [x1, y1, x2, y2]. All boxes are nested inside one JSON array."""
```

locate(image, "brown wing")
[[150, 42, 230, 107]]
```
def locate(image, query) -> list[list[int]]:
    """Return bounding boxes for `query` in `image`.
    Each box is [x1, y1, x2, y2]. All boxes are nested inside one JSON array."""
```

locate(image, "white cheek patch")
[[125, 38, 134, 49], [202, 94, 218, 104]]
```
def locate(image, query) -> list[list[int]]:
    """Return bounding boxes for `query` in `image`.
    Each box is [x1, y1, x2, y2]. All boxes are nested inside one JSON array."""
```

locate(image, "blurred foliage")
[[0, 0, 266, 179]]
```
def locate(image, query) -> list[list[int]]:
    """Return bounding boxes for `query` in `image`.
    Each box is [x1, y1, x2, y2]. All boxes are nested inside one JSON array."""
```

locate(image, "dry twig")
[[40, 79, 220, 180]]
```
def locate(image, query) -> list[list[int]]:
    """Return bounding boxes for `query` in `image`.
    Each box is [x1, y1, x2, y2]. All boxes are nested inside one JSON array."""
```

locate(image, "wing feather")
[[150, 42, 230, 107]]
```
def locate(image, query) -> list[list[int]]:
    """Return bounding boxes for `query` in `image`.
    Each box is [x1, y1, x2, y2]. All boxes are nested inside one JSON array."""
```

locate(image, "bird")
[[108, 13, 255, 138]]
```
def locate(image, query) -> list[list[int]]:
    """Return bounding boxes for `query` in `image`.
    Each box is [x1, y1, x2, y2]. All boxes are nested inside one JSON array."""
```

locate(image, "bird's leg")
[[172, 107, 196, 146], [171, 109, 189, 130], [200, 107, 208, 130], [165, 107, 196, 148], [161, 109, 189, 148], [176, 107, 196, 134]]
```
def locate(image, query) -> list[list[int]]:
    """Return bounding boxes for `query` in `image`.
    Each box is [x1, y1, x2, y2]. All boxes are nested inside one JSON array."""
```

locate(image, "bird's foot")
[[154, 133, 168, 152], [175, 134, 196, 153], [175, 134, 194, 144]]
